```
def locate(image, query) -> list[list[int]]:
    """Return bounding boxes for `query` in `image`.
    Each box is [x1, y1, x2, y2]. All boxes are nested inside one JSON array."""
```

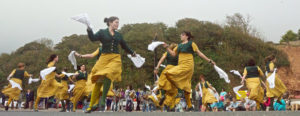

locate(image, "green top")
[[76, 71, 88, 81], [61, 74, 69, 81], [245, 66, 260, 78], [166, 52, 178, 66], [177, 41, 194, 54], [87, 28, 134, 54], [13, 69, 25, 80]]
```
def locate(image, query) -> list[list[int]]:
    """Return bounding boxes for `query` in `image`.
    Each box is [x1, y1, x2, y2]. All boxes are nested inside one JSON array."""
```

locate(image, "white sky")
[[0, 0, 299, 54]]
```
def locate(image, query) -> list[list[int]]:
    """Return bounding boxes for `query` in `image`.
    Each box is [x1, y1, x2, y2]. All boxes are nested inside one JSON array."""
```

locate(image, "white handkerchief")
[[145, 84, 151, 91], [28, 77, 40, 84], [160, 64, 166, 68], [148, 41, 165, 51], [198, 83, 203, 97], [71, 13, 93, 28], [233, 85, 244, 97], [267, 68, 277, 89], [152, 92, 158, 101], [214, 65, 230, 83], [230, 70, 242, 78], [68, 51, 77, 70], [127, 54, 145, 68], [62, 72, 76, 77], [40, 67, 56, 80], [68, 84, 75, 92], [9, 80, 22, 90]]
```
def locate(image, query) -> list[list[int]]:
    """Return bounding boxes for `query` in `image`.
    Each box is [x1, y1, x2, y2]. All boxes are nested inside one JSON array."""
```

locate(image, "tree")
[[280, 30, 298, 43], [298, 29, 300, 40]]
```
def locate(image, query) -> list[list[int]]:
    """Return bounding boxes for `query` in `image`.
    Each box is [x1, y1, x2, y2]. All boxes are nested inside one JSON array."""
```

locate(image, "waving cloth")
[[71, 13, 93, 29], [214, 65, 230, 83], [148, 41, 165, 51], [68, 51, 77, 70], [267, 68, 277, 89], [127, 54, 145, 68], [40, 67, 56, 80], [9, 80, 22, 90], [233, 85, 244, 97]]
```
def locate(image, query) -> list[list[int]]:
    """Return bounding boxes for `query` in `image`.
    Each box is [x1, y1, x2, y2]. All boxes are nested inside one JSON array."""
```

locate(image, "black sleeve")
[[87, 29, 102, 42], [119, 35, 134, 54]]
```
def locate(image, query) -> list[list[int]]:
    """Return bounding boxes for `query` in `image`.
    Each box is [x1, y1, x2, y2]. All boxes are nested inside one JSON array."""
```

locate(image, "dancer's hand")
[[154, 68, 158, 74], [163, 43, 169, 48], [132, 52, 136, 57]]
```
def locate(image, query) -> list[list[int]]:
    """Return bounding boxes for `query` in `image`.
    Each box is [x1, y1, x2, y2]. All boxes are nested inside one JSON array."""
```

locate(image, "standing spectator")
[[106, 97, 112, 111], [193, 85, 201, 111], [228, 97, 239, 111], [220, 88, 227, 100], [112, 87, 120, 112], [16, 91, 23, 109], [119, 88, 125, 111], [136, 88, 141, 111], [25, 89, 34, 109], [141, 87, 149, 112], [125, 85, 134, 112]]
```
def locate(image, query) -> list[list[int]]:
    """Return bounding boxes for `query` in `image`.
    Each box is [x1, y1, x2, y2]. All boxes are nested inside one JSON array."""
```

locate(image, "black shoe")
[[159, 96, 166, 106], [59, 109, 66, 112], [85, 109, 92, 113], [5, 106, 8, 111], [186, 107, 194, 112]]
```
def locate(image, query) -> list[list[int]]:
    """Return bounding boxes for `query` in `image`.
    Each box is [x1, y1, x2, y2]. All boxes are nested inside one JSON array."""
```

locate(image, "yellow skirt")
[[1, 78, 22, 100], [265, 73, 287, 98], [55, 81, 69, 100], [37, 72, 63, 98], [165, 53, 194, 93], [202, 88, 217, 105], [149, 92, 162, 107], [70, 80, 89, 103], [90, 53, 122, 83], [246, 78, 264, 103], [158, 65, 175, 91]]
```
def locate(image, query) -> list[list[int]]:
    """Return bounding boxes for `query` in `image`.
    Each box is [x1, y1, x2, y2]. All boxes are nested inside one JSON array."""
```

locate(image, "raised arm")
[[87, 28, 102, 42]]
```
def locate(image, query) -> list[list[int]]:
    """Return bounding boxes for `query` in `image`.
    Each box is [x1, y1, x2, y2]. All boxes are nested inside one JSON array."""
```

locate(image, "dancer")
[[241, 58, 265, 110], [154, 43, 178, 111], [265, 55, 287, 110], [81, 16, 136, 112], [199, 75, 218, 111], [34, 54, 63, 112], [2, 63, 32, 111], [56, 68, 74, 112], [163, 31, 216, 111], [70, 64, 89, 112]]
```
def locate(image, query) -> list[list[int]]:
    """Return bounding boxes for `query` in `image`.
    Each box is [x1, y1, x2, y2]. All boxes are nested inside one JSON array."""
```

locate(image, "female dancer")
[[2, 63, 32, 111], [264, 55, 287, 109], [56, 68, 74, 112], [81, 16, 136, 112], [75, 47, 114, 112], [154, 43, 178, 111], [70, 64, 89, 112], [164, 31, 216, 111], [241, 59, 265, 110], [34, 54, 63, 111], [199, 75, 218, 111]]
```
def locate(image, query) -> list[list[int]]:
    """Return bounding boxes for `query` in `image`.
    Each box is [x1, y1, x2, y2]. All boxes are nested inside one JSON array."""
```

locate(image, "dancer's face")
[[110, 19, 119, 30], [54, 56, 59, 62], [80, 65, 86, 71], [180, 33, 188, 41]]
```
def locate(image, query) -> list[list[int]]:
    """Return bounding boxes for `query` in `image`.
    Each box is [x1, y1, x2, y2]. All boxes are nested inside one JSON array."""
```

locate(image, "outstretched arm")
[[75, 48, 99, 58]]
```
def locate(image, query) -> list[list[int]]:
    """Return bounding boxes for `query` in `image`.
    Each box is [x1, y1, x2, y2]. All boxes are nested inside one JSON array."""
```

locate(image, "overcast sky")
[[0, 0, 299, 54]]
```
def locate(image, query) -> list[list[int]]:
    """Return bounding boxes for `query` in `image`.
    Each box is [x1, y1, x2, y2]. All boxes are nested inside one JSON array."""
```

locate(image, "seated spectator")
[[263, 97, 271, 111], [274, 99, 286, 111], [245, 98, 256, 111], [228, 97, 239, 112], [236, 98, 246, 111], [224, 98, 231, 111]]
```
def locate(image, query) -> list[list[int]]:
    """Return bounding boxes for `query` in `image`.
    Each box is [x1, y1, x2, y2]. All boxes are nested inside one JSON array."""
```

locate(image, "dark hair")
[[77, 64, 85, 71], [62, 67, 68, 72], [17, 62, 25, 68], [265, 54, 275, 63], [247, 59, 256, 66], [182, 31, 194, 40], [128, 85, 133, 90], [47, 54, 57, 64], [104, 16, 119, 26]]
